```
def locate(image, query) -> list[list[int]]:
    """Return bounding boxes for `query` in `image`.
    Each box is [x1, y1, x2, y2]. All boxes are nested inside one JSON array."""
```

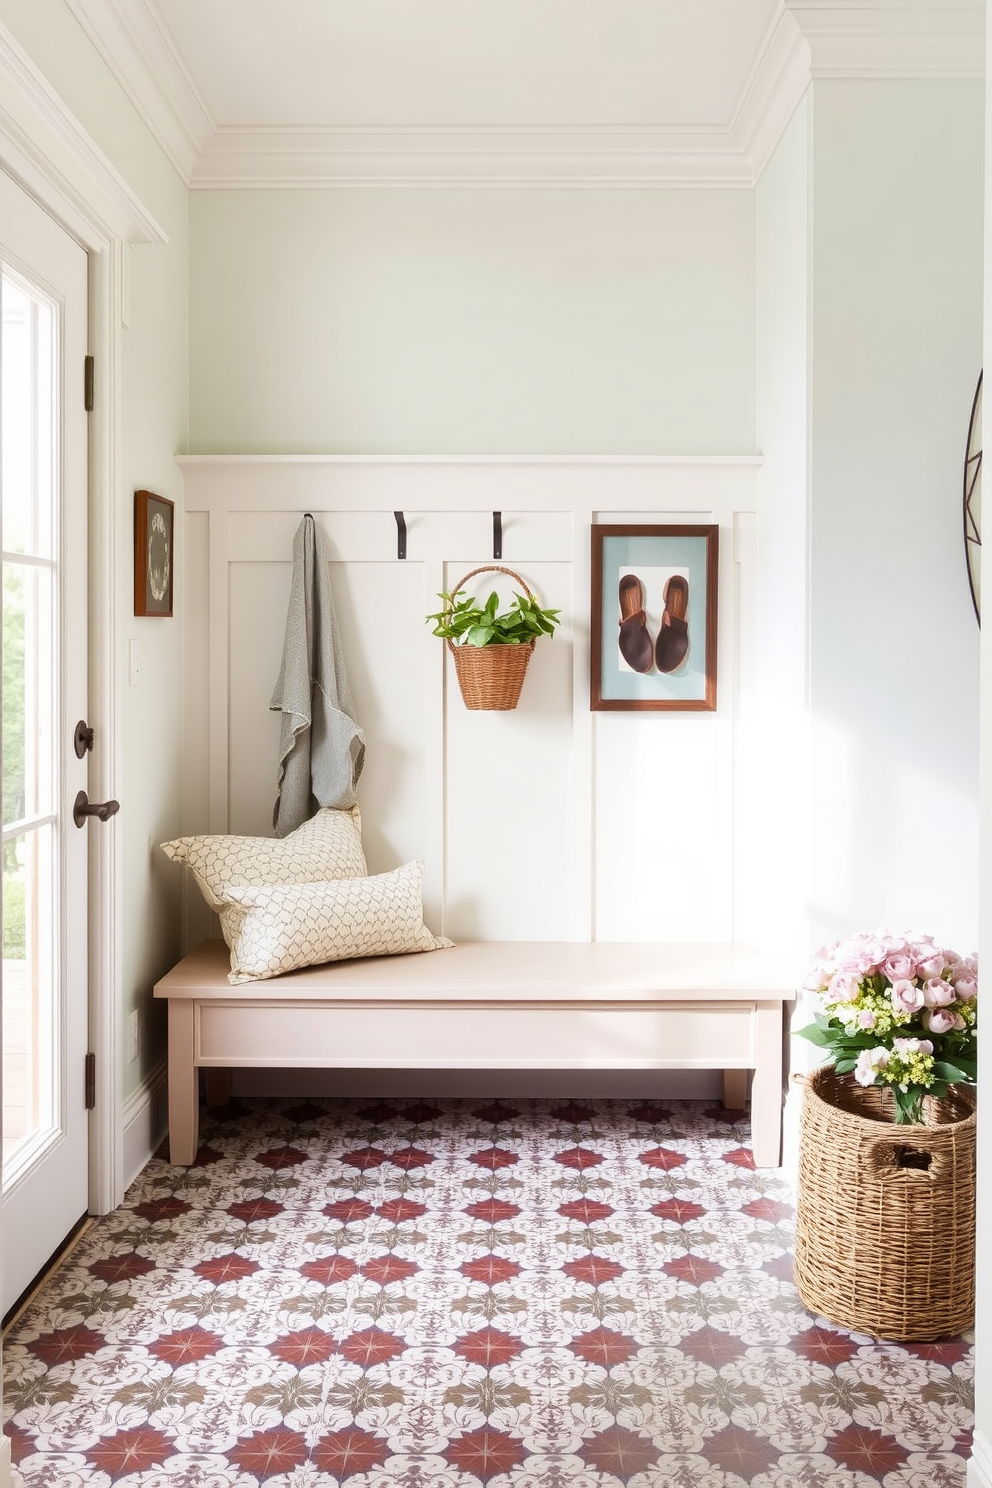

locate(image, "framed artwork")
[[134, 490, 174, 618], [590, 523, 718, 711]]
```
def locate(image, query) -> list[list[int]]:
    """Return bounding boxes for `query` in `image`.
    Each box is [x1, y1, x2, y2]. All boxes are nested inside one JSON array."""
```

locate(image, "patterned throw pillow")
[[160, 807, 366, 914], [216, 860, 454, 984]]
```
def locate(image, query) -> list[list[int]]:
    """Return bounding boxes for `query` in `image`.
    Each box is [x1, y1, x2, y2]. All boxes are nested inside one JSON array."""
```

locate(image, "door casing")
[[0, 16, 169, 1217]]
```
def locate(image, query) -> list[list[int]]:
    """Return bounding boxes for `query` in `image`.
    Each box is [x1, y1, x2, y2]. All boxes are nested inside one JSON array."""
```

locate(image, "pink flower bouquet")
[[798, 931, 977, 1123]]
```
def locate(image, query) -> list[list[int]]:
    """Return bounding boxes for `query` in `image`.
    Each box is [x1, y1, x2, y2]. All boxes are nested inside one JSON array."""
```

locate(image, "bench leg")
[[750, 1001, 783, 1168], [722, 1069, 748, 1111], [168, 1000, 199, 1165], [205, 1068, 232, 1107]]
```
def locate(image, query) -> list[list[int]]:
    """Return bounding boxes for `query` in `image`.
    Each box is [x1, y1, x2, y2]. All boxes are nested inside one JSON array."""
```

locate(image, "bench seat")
[[154, 939, 794, 1167]]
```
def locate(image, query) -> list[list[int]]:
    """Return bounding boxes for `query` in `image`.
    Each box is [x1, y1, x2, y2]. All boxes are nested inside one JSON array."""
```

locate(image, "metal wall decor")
[[964, 371, 982, 625]]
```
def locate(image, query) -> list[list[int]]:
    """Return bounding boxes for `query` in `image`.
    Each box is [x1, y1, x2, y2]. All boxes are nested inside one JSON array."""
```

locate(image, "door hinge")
[[85, 1052, 96, 1110], [84, 355, 94, 412]]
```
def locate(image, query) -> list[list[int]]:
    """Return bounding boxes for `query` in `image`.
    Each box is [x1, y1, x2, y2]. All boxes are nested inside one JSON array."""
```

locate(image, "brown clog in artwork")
[[618, 574, 653, 673], [656, 575, 689, 673]]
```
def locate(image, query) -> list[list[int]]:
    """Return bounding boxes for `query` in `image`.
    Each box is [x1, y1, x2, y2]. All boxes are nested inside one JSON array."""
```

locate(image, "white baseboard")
[[969, 1429, 992, 1488], [0, 1430, 12, 1488], [229, 1068, 725, 1100], [122, 1058, 169, 1191]]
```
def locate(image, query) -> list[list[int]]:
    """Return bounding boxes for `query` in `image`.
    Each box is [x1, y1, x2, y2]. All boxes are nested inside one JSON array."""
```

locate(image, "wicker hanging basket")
[[795, 1064, 976, 1341], [445, 566, 537, 711]]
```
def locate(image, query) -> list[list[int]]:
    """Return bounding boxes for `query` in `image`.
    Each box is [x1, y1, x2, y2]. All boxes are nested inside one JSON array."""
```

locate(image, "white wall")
[[0, 0, 189, 1104], [188, 188, 755, 456], [750, 94, 811, 968], [808, 80, 983, 953], [969, 13, 992, 1487]]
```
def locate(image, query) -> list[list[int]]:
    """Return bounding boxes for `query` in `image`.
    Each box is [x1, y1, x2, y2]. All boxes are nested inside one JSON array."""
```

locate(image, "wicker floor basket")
[[446, 566, 537, 711], [795, 1065, 976, 1340]]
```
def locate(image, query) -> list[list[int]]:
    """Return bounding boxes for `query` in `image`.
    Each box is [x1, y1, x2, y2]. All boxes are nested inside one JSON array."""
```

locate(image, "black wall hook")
[[394, 511, 407, 560], [493, 511, 502, 560]]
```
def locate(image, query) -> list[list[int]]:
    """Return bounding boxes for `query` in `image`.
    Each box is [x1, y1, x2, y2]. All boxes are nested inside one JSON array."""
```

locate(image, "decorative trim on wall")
[[178, 456, 763, 950], [0, 18, 166, 246], [738, 10, 813, 183], [122, 1057, 169, 1192], [64, 0, 212, 183], [969, 1430, 992, 1488], [790, 2, 985, 79], [190, 126, 758, 191], [0, 23, 148, 1216], [177, 454, 765, 469], [54, 2, 983, 192]]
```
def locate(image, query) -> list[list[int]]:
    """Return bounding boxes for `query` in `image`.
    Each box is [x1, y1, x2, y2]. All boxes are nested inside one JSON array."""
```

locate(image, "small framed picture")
[[134, 490, 174, 618], [590, 523, 718, 711]]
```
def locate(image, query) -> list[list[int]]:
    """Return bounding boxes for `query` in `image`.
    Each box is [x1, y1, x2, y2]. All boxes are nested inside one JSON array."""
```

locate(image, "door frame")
[[0, 18, 166, 1217]]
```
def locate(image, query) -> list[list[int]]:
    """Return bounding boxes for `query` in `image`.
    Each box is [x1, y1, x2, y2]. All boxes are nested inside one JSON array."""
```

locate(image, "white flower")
[[854, 1047, 889, 1086]]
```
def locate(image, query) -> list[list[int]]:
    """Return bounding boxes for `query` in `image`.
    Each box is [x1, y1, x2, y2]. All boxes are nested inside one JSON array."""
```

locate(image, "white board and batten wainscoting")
[[175, 454, 794, 1113]]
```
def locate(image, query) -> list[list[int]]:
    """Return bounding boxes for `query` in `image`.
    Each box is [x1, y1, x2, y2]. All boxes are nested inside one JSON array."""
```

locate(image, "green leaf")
[[425, 579, 560, 644], [833, 1058, 858, 1074], [932, 1061, 975, 1083], [795, 1023, 832, 1047]]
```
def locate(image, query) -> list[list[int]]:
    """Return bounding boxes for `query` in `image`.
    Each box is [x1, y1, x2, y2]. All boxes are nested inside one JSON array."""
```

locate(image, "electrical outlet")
[[129, 1008, 140, 1063]]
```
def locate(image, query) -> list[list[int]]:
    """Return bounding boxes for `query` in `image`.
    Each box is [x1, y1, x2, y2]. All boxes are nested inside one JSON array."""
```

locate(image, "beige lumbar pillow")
[[160, 806, 366, 914], [215, 860, 453, 984]]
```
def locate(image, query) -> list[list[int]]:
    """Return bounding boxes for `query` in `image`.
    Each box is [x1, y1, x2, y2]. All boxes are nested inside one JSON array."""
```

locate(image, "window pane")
[[2, 826, 56, 1169], [3, 561, 55, 825], [1, 273, 55, 559]]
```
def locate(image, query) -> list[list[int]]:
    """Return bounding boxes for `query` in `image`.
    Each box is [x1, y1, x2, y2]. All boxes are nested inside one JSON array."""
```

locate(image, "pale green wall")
[[808, 80, 983, 949], [188, 187, 756, 455], [0, 0, 189, 1101]]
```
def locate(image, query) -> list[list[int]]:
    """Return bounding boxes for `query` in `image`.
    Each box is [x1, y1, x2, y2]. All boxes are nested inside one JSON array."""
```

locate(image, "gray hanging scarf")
[[270, 514, 366, 836]]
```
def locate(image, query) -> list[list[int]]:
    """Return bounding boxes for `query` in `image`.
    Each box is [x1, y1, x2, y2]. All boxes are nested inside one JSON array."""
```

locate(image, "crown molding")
[[64, 0, 212, 182], [732, 8, 812, 181], [189, 126, 757, 190], [64, 0, 983, 191], [788, 1, 985, 77], [0, 19, 166, 246]]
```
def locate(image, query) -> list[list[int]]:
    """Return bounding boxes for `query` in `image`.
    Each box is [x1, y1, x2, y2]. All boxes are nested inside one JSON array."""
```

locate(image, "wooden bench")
[[154, 939, 794, 1168]]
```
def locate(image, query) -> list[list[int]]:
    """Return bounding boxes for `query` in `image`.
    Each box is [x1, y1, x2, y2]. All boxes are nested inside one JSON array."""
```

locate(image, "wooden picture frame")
[[590, 523, 719, 711], [134, 490, 174, 618]]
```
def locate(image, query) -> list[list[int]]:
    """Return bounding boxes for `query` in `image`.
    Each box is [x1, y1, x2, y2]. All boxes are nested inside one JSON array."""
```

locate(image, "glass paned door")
[[0, 169, 89, 1315], [2, 276, 58, 1172]]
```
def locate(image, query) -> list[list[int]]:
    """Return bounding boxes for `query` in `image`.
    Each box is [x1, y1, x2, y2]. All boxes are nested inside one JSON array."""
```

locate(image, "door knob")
[[73, 720, 94, 758], [72, 790, 120, 828]]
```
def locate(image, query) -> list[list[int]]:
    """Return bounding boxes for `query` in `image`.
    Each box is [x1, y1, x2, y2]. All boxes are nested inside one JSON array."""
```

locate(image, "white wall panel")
[[595, 715, 729, 941], [183, 510, 212, 948], [443, 558, 573, 940], [179, 457, 761, 951]]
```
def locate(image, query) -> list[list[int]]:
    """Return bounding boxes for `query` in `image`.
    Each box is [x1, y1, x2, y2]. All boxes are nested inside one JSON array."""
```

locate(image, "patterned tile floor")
[[2, 1097, 973, 1487]]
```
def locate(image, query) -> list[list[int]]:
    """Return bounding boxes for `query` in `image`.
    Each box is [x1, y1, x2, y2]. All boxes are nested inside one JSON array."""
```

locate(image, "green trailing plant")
[[426, 587, 560, 647]]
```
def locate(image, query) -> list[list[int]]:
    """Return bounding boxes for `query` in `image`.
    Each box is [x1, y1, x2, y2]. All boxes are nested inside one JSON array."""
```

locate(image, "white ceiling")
[[64, 0, 984, 187], [154, 0, 782, 130]]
